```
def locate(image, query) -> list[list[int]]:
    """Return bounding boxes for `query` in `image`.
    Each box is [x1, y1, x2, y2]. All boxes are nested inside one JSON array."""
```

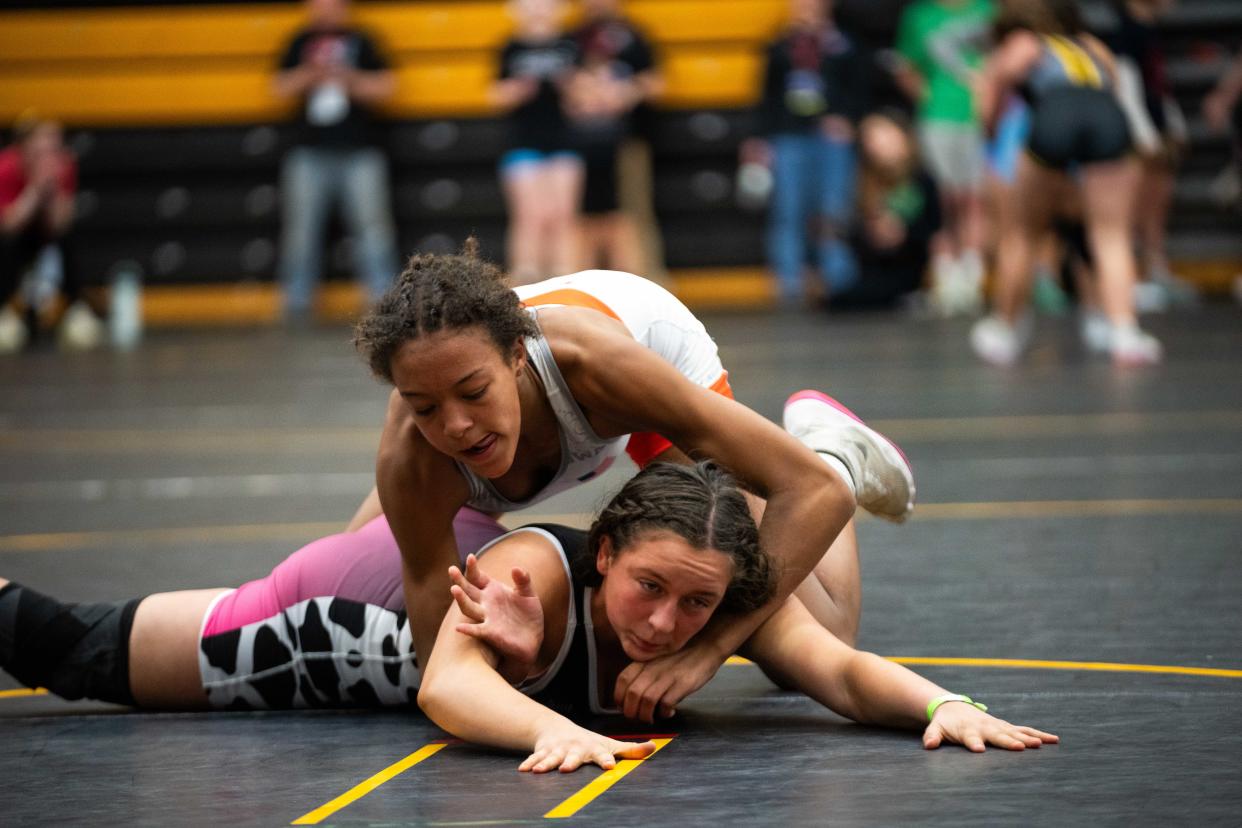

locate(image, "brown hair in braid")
[[581, 461, 773, 614], [353, 238, 539, 384]]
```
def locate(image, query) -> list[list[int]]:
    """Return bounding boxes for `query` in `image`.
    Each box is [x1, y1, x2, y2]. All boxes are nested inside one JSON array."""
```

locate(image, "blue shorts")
[[988, 100, 1030, 184], [500, 148, 582, 176]]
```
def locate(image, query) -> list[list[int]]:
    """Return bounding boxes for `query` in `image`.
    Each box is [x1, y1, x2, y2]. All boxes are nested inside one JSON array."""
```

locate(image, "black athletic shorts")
[[1027, 87, 1132, 169], [582, 148, 620, 215]]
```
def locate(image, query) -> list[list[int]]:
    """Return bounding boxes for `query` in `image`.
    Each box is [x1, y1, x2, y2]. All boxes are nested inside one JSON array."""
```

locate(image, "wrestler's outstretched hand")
[[923, 702, 1059, 752], [614, 639, 726, 723], [521, 720, 656, 773], [449, 554, 543, 684]]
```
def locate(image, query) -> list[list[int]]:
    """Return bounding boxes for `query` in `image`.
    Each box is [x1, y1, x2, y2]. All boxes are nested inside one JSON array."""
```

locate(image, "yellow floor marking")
[[725, 656, 1242, 679], [912, 499, 1242, 520], [3, 411, 1239, 454], [886, 657, 1242, 679], [291, 742, 448, 825], [870, 411, 1242, 441], [0, 687, 47, 698], [5, 498, 1239, 554], [0, 522, 343, 553], [544, 737, 673, 819], [0, 427, 378, 454]]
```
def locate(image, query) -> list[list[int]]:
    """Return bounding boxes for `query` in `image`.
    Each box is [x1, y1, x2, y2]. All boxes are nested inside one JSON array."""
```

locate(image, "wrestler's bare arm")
[[375, 389, 472, 670]]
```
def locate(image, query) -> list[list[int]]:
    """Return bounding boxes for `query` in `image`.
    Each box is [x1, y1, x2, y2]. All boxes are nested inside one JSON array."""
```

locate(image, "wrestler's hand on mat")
[[449, 554, 543, 684], [520, 721, 656, 774], [614, 640, 726, 723], [923, 703, 1059, 753]]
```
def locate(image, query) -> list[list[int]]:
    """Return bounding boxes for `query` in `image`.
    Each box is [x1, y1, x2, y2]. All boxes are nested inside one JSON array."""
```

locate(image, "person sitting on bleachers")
[[0, 115, 102, 353]]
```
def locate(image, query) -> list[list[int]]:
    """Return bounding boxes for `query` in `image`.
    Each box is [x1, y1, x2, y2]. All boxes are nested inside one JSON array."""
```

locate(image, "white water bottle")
[[109, 261, 143, 350]]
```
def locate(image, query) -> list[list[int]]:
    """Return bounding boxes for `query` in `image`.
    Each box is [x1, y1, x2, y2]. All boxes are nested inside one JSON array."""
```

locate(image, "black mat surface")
[[3, 306, 1241, 826]]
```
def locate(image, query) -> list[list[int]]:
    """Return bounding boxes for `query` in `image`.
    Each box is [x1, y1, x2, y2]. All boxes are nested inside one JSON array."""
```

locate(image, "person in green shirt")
[[893, 0, 994, 315]]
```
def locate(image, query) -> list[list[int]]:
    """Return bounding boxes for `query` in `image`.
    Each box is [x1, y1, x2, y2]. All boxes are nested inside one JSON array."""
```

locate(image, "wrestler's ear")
[[596, 536, 614, 578]]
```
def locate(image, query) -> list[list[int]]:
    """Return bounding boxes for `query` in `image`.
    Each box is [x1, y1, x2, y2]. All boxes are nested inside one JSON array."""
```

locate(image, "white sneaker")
[[1134, 281, 1170, 314], [1079, 310, 1111, 355], [58, 301, 104, 351], [1109, 324, 1162, 366], [782, 390, 916, 523], [1148, 267, 1200, 308], [0, 306, 27, 354], [970, 314, 1032, 366]]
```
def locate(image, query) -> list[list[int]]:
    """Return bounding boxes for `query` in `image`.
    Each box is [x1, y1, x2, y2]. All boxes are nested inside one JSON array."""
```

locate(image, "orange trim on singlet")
[[625, 370, 734, 467], [520, 288, 623, 322]]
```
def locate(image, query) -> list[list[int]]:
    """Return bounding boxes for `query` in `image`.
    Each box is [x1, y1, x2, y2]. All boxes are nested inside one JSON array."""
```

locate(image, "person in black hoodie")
[[742, 0, 865, 307]]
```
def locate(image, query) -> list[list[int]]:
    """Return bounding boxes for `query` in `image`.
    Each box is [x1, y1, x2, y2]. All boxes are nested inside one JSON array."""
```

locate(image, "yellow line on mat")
[[886, 657, 1242, 679], [0, 687, 47, 698], [0, 522, 344, 553], [726, 655, 1242, 678], [544, 737, 673, 819], [4, 410, 1239, 454], [291, 742, 448, 825], [5, 498, 1241, 555], [913, 499, 1242, 519]]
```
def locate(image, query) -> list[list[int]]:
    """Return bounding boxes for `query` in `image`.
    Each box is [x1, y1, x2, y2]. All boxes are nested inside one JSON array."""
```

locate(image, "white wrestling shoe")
[[0, 306, 27, 354], [1079, 310, 1111, 355], [970, 313, 1032, 367], [782, 390, 916, 523], [1109, 323, 1163, 367]]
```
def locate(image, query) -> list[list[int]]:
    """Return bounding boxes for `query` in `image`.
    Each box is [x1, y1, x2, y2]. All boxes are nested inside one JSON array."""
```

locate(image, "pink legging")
[[203, 509, 507, 637]]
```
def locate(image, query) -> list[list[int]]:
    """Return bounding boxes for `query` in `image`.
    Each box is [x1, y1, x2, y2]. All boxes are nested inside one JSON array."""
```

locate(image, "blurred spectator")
[[893, 0, 994, 315], [567, 0, 665, 275], [833, 111, 942, 309], [491, 0, 582, 285], [742, 0, 864, 308], [1203, 46, 1242, 157], [272, 0, 399, 323], [1107, 0, 1197, 310], [969, 0, 1160, 366], [1201, 46, 1242, 304], [984, 95, 1070, 314], [0, 116, 102, 353]]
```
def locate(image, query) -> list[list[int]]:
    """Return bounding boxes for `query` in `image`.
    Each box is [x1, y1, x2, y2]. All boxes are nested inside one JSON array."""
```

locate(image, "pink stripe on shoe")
[[786, 389, 912, 468]]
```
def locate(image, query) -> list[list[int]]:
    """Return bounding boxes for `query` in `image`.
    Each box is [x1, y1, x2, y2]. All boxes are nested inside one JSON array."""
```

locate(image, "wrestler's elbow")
[[802, 455, 855, 519]]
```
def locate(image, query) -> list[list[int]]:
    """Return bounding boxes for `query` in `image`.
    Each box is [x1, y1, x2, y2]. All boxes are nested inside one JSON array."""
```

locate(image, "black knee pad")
[[0, 581, 141, 705]]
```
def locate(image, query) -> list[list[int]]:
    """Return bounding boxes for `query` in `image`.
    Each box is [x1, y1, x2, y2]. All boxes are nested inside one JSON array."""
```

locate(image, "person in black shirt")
[[566, 0, 664, 274], [272, 0, 399, 323], [741, 0, 865, 307], [490, 0, 583, 285]]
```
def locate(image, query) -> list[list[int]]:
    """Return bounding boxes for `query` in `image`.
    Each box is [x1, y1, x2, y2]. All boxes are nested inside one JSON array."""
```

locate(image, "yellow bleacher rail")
[[0, 0, 786, 125]]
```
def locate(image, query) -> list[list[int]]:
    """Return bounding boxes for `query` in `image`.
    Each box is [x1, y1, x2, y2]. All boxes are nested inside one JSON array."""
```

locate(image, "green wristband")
[[926, 693, 988, 721]]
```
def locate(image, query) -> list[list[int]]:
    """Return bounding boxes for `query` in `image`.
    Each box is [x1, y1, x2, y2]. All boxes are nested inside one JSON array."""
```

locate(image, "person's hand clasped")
[[449, 554, 544, 684], [521, 721, 656, 773], [613, 640, 726, 723], [923, 701, 1059, 753]]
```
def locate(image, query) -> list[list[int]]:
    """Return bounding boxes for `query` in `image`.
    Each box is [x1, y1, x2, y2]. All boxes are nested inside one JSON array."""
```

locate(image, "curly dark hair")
[[579, 461, 774, 615], [353, 239, 539, 384]]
